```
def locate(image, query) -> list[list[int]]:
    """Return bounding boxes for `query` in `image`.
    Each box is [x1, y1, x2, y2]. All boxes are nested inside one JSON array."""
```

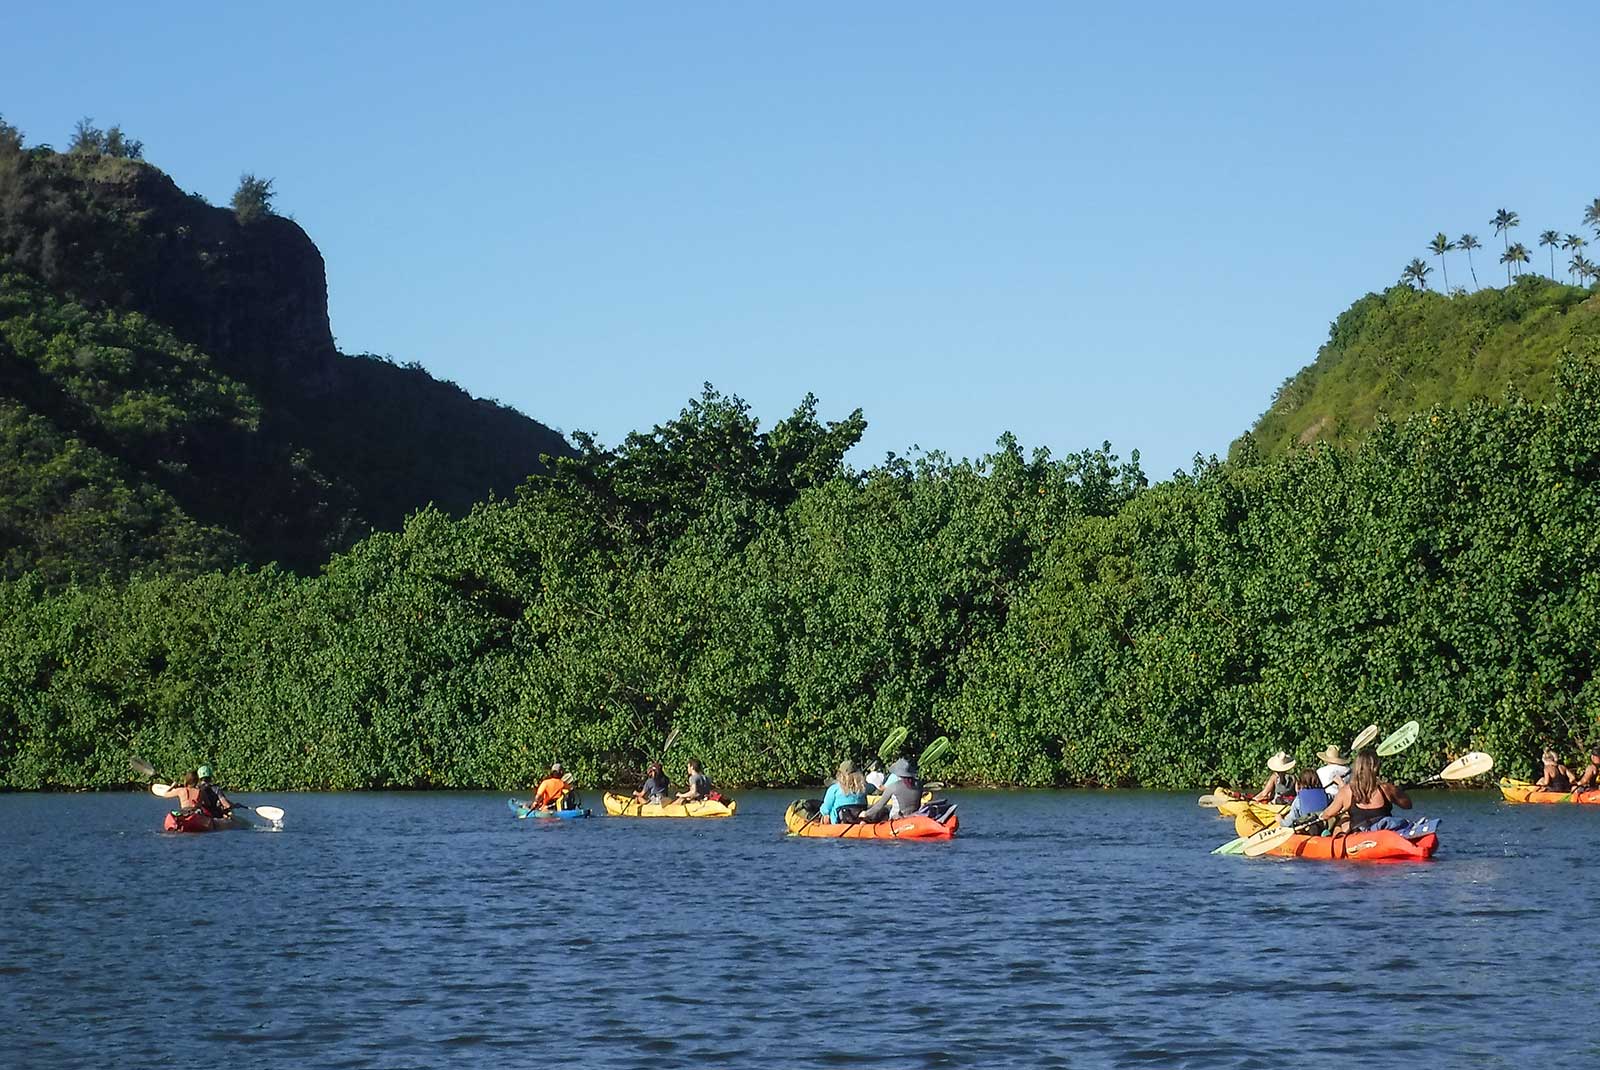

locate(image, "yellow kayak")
[[602, 792, 737, 818], [1498, 779, 1600, 805], [1212, 789, 1285, 823]]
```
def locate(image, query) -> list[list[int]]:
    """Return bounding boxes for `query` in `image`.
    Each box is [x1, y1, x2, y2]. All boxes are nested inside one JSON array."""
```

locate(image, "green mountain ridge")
[[0, 139, 571, 581], [1241, 277, 1600, 457]]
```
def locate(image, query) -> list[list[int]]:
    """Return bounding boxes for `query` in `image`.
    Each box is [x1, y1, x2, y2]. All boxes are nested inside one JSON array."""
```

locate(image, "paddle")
[[151, 783, 285, 823], [1375, 720, 1420, 757], [1234, 752, 1493, 857], [917, 736, 951, 770], [1350, 723, 1379, 752], [878, 726, 909, 763]]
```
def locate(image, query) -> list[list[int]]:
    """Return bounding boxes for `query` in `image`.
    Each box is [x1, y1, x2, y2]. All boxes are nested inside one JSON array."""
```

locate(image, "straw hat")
[[1316, 746, 1348, 766], [1267, 751, 1296, 773]]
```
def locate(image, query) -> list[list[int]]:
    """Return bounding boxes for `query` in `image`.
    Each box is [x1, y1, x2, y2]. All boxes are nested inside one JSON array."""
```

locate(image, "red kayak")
[[163, 810, 236, 833]]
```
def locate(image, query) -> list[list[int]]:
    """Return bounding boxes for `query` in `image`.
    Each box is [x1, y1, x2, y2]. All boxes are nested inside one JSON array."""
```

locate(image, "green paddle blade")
[[1350, 724, 1379, 752], [1376, 720, 1420, 757], [878, 726, 909, 762], [130, 756, 157, 778], [1440, 751, 1494, 780], [917, 735, 951, 769]]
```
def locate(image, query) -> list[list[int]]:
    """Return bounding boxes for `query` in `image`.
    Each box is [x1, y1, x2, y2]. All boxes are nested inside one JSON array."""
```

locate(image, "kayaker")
[[633, 761, 670, 805], [168, 770, 202, 813], [1534, 749, 1574, 792], [1279, 767, 1331, 828], [674, 759, 712, 803], [859, 758, 920, 822], [1315, 745, 1350, 794], [819, 759, 868, 824], [196, 765, 233, 820], [1318, 748, 1412, 831], [865, 760, 887, 792], [1571, 743, 1600, 791], [1251, 752, 1297, 804], [531, 764, 569, 810]]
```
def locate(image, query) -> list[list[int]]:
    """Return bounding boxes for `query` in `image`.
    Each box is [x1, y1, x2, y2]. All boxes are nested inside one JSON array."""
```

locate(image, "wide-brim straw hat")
[[1267, 751, 1296, 774], [1317, 746, 1348, 766]]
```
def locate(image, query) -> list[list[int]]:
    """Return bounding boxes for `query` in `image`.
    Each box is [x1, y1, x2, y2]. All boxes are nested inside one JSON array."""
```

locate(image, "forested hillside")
[[1244, 277, 1600, 457]]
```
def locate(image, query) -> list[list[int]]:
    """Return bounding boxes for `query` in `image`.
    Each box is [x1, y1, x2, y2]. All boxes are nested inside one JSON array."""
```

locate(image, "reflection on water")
[[1, 789, 1596, 1068]]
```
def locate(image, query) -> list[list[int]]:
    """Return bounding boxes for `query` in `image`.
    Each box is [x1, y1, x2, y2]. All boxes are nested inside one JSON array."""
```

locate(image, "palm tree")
[[1501, 242, 1531, 281], [1492, 208, 1520, 253], [1539, 230, 1562, 277], [1585, 198, 1600, 238], [1563, 234, 1588, 283], [1401, 258, 1432, 290], [1457, 234, 1482, 288], [1570, 254, 1593, 286], [1428, 233, 1454, 290]]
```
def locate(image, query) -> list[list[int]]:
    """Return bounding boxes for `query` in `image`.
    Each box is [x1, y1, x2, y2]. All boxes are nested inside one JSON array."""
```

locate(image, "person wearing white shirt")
[[1316, 745, 1351, 794]]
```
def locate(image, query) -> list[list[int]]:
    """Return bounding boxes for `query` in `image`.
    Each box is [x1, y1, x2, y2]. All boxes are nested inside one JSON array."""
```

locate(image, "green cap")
[[197, 764, 212, 779]]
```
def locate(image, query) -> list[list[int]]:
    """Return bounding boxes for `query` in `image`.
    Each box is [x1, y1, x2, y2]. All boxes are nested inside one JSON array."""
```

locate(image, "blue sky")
[[7, 2, 1598, 477]]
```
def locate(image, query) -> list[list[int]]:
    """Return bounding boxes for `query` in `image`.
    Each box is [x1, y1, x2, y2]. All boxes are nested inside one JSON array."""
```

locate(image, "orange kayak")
[[783, 801, 957, 840], [1233, 812, 1437, 862], [1499, 780, 1600, 805]]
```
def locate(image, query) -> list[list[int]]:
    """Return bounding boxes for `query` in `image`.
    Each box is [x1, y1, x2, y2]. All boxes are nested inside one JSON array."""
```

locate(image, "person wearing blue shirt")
[[1279, 767, 1331, 828], [819, 759, 868, 823]]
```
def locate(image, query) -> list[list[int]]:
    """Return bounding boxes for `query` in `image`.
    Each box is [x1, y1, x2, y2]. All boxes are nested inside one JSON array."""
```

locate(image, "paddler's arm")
[[1384, 781, 1412, 809]]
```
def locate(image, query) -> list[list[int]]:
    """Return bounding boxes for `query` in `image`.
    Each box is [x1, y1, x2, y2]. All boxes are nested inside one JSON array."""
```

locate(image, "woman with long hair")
[[819, 760, 868, 824], [1318, 748, 1413, 832]]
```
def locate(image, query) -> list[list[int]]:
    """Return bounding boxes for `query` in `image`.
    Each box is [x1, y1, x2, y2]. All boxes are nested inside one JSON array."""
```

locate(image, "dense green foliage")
[[1243, 277, 1600, 458], [0, 133, 570, 581], [4, 369, 1599, 792]]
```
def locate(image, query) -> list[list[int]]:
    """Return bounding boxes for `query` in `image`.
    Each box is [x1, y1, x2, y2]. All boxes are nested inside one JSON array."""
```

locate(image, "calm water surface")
[[1, 789, 1595, 1068]]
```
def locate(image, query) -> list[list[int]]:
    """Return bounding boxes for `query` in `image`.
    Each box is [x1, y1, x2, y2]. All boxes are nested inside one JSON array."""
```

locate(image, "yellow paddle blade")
[[1241, 823, 1295, 857], [1440, 751, 1494, 780], [1350, 724, 1379, 751]]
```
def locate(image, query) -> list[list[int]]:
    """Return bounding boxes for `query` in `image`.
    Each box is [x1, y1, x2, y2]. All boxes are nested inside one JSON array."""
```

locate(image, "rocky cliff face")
[[0, 149, 337, 393], [0, 142, 572, 577]]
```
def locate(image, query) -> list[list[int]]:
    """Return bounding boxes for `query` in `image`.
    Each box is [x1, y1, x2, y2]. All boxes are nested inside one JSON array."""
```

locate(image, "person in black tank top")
[[1536, 749, 1574, 793], [1317, 748, 1412, 832]]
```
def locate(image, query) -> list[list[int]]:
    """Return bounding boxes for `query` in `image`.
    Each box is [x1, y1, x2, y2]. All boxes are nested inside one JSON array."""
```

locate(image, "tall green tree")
[[1585, 198, 1600, 238], [1492, 208, 1520, 253], [1428, 233, 1454, 291], [1501, 242, 1531, 281], [1456, 234, 1482, 289], [1563, 235, 1588, 283], [1573, 255, 1597, 287], [1539, 231, 1562, 277], [1400, 258, 1432, 290]]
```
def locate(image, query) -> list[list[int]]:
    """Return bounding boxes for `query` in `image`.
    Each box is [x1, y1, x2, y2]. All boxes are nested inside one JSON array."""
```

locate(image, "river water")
[[1, 789, 1594, 1068]]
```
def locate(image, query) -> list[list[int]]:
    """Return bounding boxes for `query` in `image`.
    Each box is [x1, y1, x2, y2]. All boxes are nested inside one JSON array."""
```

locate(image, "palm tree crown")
[[1457, 233, 1482, 289], [1492, 208, 1520, 250], [1428, 233, 1454, 290], [1500, 242, 1531, 282], [1539, 230, 1562, 277], [1585, 198, 1600, 237], [1401, 258, 1432, 290], [1563, 234, 1588, 283]]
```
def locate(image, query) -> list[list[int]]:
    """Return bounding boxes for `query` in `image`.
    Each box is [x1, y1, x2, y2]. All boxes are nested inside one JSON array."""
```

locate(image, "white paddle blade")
[[1376, 720, 1421, 757], [1197, 795, 1222, 808], [1241, 824, 1295, 857], [1351, 724, 1379, 751], [150, 783, 174, 798], [1440, 751, 1494, 781], [252, 805, 286, 822]]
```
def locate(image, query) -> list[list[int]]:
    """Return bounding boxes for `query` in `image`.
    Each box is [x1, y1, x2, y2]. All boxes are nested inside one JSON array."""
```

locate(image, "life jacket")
[[198, 783, 226, 818]]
